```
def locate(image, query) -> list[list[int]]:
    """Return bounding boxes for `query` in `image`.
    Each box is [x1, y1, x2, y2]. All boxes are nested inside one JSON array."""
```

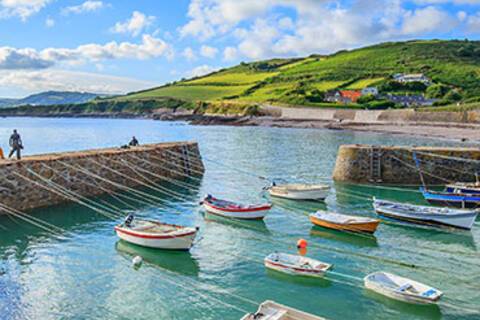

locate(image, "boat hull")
[[364, 280, 440, 305], [269, 187, 329, 201], [375, 209, 477, 230], [114, 227, 197, 250], [309, 215, 379, 234], [202, 202, 269, 220], [422, 188, 480, 209], [264, 260, 328, 278]]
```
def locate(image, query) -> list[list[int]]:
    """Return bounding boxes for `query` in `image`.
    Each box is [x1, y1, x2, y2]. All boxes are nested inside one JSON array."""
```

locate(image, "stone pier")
[[0, 142, 204, 212], [332, 144, 480, 185]]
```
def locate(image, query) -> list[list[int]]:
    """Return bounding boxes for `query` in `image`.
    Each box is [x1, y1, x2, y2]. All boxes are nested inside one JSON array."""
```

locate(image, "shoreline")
[[2, 111, 480, 142]]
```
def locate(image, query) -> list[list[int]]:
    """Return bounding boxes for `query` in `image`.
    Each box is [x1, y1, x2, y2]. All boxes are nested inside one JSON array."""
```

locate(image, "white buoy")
[[132, 255, 143, 268]]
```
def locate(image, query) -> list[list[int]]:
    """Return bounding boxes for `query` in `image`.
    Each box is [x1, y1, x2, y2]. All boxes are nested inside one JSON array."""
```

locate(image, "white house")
[[393, 73, 431, 85], [361, 87, 379, 96]]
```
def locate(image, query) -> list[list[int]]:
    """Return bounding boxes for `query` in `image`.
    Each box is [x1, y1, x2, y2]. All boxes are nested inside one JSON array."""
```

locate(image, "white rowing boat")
[[241, 300, 326, 320], [267, 183, 330, 201], [373, 198, 479, 230], [364, 272, 443, 305], [309, 211, 380, 234], [201, 195, 271, 220], [114, 217, 198, 250], [264, 252, 332, 278]]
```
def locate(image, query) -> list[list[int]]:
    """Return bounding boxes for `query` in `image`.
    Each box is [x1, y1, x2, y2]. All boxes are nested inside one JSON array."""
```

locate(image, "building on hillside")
[[325, 90, 362, 104], [361, 87, 379, 96], [392, 73, 431, 85], [384, 94, 437, 107]]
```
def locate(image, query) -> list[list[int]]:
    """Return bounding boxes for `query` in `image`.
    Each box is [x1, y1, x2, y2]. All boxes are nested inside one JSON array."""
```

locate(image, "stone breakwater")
[[332, 144, 480, 185], [0, 142, 204, 212]]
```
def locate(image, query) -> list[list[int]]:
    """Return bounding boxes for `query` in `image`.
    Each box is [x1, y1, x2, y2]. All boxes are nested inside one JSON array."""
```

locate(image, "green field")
[[111, 40, 480, 108]]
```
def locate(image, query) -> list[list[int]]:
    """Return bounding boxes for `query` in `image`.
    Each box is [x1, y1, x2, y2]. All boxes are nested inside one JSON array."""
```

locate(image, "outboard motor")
[[124, 214, 134, 227]]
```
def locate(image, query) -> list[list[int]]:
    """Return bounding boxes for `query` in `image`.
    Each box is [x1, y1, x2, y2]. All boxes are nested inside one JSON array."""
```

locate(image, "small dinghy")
[[421, 186, 480, 209], [309, 211, 380, 234], [364, 272, 443, 305], [267, 183, 330, 201], [114, 214, 198, 250], [264, 252, 332, 278], [373, 198, 479, 230], [241, 300, 326, 320], [201, 195, 271, 220]]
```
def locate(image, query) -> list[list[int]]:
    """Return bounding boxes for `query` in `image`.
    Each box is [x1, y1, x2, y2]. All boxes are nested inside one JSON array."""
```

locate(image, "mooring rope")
[[0, 202, 66, 234]]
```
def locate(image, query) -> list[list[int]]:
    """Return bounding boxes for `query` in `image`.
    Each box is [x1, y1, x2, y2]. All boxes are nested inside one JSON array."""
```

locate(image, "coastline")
[[2, 110, 480, 142]]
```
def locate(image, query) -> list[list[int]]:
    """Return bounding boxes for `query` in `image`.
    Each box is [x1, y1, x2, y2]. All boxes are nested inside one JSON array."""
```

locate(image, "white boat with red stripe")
[[264, 252, 332, 278], [114, 216, 198, 250], [201, 194, 271, 220]]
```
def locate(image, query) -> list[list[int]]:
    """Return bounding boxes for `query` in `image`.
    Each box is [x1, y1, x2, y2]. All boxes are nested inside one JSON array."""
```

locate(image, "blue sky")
[[0, 0, 479, 98]]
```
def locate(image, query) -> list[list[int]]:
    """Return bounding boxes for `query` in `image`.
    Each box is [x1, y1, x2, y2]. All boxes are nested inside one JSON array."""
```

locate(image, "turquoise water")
[[0, 117, 479, 320]]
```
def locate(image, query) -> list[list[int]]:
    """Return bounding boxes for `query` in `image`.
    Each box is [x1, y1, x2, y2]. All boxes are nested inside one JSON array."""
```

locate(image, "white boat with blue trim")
[[241, 300, 326, 320], [364, 272, 443, 305], [373, 198, 478, 230]]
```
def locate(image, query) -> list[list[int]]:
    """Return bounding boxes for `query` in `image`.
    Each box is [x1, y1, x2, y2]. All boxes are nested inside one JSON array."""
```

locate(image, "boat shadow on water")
[[309, 226, 378, 248], [381, 219, 477, 251], [270, 197, 327, 214], [265, 269, 332, 289], [115, 240, 200, 277], [363, 289, 443, 320], [202, 212, 271, 235]]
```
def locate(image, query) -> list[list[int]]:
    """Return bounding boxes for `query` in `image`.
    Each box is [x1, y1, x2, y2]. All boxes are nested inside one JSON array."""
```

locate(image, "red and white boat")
[[114, 218, 198, 250], [201, 195, 271, 220]]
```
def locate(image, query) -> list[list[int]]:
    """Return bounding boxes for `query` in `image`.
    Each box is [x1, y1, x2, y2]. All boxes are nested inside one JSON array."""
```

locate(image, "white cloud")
[[62, 1, 104, 15], [188, 64, 218, 78], [278, 16, 294, 30], [466, 12, 480, 32], [0, 35, 173, 70], [223, 46, 238, 61], [200, 45, 218, 58], [182, 47, 196, 61], [0, 69, 156, 95], [110, 11, 155, 37], [401, 6, 457, 35], [45, 17, 54, 27], [0, 0, 52, 21]]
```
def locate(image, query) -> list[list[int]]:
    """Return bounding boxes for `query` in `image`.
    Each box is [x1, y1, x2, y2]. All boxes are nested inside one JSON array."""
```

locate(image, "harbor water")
[[0, 117, 479, 320]]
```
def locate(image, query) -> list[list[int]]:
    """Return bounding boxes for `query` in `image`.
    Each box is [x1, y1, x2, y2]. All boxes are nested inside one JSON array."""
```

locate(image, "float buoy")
[[132, 255, 143, 268], [297, 238, 308, 249]]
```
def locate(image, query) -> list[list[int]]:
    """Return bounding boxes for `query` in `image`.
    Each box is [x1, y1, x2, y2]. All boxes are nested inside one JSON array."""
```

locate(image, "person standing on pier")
[[8, 129, 23, 160], [129, 136, 139, 147]]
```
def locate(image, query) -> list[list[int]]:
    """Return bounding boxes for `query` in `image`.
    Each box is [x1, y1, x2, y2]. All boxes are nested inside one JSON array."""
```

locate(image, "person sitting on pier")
[[8, 129, 23, 160], [129, 136, 139, 147]]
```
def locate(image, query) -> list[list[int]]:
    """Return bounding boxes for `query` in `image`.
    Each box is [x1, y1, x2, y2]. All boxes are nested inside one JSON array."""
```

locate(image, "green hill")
[[111, 39, 480, 109]]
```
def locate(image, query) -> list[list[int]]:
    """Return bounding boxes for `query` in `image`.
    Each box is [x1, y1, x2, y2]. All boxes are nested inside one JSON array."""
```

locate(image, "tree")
[[426, 84, 450, 99], [357, 94, 376, 104]]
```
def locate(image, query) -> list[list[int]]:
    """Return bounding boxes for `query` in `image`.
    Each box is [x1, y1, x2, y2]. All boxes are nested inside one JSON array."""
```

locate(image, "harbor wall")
[[0, 142, 204, 212], [332, 144, 480, 185]]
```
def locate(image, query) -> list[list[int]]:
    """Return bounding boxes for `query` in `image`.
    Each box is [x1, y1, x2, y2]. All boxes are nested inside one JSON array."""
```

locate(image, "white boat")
[[264, 252, 332, 278], [114, 218, 198, 250], [267, 183, 330, 201], [364, 272, 443, 305], [201, 195, 271, 220], [310, 211, 380, 234], [373, 198, 478, 230], [241, 300, 326, 320]]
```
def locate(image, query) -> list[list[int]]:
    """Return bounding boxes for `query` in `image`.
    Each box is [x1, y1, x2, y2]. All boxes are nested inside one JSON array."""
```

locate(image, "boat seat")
[[261, 308, 288, 320], [397, 283, 413, 292], [421, 289, 437, 297]]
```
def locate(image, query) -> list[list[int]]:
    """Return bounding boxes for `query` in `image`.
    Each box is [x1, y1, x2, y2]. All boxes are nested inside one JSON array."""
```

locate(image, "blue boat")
[[421, 187, 480, 209]]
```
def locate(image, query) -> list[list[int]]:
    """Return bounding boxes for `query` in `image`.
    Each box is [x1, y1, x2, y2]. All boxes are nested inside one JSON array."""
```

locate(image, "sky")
[[0, 0, 479, 98]]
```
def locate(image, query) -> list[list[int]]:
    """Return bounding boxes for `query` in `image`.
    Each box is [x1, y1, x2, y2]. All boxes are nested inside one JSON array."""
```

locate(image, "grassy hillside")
[[111, 40, 480, 109]]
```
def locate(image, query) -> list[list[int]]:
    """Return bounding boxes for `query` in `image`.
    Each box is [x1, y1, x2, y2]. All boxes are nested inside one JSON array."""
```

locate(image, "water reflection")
[[310, 226, 379, 248], [266, 269, 332, 288], [115, 240, 199, 277]]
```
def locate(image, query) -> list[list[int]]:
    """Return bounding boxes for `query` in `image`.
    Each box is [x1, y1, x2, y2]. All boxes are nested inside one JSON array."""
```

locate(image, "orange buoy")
[[297, 238, 308, 249], [298, 247, 307, 256]]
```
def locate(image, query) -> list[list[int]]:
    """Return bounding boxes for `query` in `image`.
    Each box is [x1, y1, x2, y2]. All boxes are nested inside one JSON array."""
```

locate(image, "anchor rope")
[[133, 153, 204, 182], [0, 202, 66, 234]]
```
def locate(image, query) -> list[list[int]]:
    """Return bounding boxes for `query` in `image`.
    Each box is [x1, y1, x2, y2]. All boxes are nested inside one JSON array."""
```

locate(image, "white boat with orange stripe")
[[114, 216, 198, 250], [201, 195, 272, 220], [264, 252, 332, 278]]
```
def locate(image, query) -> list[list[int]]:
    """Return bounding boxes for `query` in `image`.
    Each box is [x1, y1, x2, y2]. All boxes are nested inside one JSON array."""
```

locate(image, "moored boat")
[[201, 195, 271, 220], [114, 216, 198, 250], [264, 252, 332, 278], [373, 198, 478, 230], [309, 211, 380, 234], [241, 300, 327, 320], [267, 183, 330, 201], [421, 186, 480, 209], [364, 272, 443, 305]]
